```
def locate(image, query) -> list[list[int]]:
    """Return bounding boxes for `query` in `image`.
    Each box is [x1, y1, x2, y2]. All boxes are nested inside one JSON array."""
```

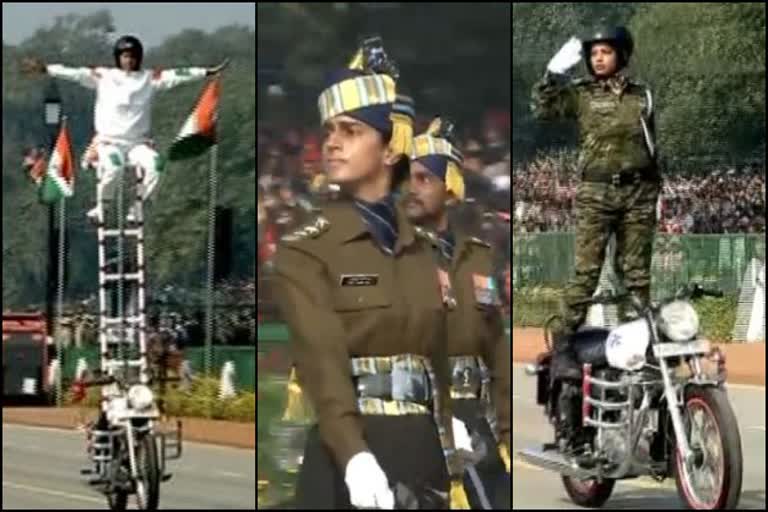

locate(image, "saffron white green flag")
[[41, 121, 75, 204], [169, 77, 220, 161]]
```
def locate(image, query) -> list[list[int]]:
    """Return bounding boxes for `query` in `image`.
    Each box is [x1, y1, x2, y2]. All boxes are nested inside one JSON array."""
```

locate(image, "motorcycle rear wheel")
[[562, 476, 615, 508]]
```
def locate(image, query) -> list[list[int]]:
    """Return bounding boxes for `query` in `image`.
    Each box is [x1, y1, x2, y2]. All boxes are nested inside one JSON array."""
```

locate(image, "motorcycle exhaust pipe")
[[517, 448, 598, 480]]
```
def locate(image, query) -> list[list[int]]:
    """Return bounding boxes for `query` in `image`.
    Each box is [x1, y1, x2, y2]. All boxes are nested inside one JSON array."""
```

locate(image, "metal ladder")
[[95, 164, 149, 386]]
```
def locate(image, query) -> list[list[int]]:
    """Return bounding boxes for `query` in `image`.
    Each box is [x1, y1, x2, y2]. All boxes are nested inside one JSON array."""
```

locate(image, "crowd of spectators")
[[513, 153, 766, 235]]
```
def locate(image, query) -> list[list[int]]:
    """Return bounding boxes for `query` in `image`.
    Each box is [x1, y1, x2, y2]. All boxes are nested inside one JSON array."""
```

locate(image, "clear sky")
[[2, 2, 255, 48]]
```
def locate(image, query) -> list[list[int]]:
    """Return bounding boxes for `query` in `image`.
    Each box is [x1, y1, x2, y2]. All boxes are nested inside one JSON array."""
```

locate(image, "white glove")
[[547, 37, 583, 75], [344, 451, 394, 509], [452, 417, 473, 452]]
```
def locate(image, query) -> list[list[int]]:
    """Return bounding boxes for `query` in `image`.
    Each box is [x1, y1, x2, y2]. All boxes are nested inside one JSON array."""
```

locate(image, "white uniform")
[[46, 65, 207, 212]]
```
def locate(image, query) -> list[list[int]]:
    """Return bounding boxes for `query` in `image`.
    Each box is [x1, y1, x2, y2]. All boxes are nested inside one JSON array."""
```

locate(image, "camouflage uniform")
[[532, 72, 660, 329]]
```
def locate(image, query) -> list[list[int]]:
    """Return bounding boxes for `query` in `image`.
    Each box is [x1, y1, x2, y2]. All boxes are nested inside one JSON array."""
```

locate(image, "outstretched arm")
[[152, 58, 230, 91], [21, 57, 100, 89]]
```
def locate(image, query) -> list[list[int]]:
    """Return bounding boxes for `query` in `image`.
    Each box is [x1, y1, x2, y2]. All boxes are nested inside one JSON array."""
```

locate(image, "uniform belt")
[[351, 354, 459, 477], [351, 354, 433, 415], [450, 355, 489, 400], [353, 373, 431, 404], [581, 169, 658, 187]]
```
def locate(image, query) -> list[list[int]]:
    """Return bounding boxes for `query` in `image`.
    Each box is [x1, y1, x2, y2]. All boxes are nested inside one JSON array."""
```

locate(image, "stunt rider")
[[21, 35, 228, 223], [531, 27, 661, 380]]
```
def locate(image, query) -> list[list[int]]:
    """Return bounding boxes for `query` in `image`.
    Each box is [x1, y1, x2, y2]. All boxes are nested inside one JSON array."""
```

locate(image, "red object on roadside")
[[259, 224, 278, 265], [71, 379, 87, 403]]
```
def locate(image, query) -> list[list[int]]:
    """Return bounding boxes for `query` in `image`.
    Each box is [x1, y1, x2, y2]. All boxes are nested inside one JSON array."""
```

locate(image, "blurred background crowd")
[[513, 152, 765, 235]]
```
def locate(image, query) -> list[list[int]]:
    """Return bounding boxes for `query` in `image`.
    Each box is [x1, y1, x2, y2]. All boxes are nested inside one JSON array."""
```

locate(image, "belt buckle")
[[451, 365, 481, 396], [392, 363, 429, 403], [611, 173, 621, 187]]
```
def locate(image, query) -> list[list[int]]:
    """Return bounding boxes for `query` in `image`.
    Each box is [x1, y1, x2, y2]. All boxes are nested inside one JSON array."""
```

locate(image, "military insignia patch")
[[472, 273, 500, 307]]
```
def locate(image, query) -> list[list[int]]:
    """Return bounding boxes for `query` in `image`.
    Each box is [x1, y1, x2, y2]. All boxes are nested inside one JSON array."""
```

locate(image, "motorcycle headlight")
[[658, 300, 700, 341], [128, 384, 155, 410]]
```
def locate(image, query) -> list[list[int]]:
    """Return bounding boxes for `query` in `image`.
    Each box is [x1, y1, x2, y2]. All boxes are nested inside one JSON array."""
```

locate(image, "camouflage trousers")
[[562, 179, 660, 330]]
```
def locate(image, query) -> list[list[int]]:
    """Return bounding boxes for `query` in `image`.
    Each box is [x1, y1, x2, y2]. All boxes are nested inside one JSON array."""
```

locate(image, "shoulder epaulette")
[[281, 216, 331, 242], [413, 225, 439, 247]]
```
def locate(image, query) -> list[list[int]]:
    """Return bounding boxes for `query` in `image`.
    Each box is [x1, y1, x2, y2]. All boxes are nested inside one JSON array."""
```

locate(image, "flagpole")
[[54, 115, 69, 407], [204, 78, 220, 379], [43, 81, 61, 340], [56, 194, 66, 405]]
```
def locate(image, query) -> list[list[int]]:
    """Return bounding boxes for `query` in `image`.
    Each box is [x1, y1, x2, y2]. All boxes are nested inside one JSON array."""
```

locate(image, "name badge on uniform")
[[437, 269, 456, 310], [472, 274, 499, 307], [340, 274, 379, 287]]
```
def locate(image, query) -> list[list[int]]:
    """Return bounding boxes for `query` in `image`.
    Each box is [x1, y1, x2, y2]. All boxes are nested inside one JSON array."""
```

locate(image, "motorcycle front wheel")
[[673, 386, 743, 510], [134, 433, 161, 510]]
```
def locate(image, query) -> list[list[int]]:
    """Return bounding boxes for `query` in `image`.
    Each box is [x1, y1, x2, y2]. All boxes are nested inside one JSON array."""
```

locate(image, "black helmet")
[[582, 26, 634, 75], [113, 35, 144, 69]]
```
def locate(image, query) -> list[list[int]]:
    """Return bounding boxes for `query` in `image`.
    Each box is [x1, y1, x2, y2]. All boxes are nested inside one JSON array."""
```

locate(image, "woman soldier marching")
[[274, 37, 469, 509]]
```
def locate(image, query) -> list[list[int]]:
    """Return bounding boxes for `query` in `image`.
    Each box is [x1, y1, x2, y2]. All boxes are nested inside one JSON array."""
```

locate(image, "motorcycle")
[[519, 284, 743, 509], [80, 371, 182, 510]]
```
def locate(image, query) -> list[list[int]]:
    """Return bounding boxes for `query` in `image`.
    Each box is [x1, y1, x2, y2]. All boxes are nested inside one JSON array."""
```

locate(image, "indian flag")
[[168, 77, 220, 161], [40, 121, 75, 204]]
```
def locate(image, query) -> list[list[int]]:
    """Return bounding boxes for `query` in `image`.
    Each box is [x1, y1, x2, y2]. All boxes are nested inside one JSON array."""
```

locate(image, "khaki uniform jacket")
[[419, 228, 511, 449], [274, 200, 454, 471]]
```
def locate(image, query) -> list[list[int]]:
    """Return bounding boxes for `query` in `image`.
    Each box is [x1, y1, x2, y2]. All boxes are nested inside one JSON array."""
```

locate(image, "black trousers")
[[294, 415, 450, 509], [453, 398, 511, 510]]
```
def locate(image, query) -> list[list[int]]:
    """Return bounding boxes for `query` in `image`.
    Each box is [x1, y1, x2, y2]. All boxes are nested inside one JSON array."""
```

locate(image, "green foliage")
[[693, 295, 739, 343], [64, 375, 256, 422]]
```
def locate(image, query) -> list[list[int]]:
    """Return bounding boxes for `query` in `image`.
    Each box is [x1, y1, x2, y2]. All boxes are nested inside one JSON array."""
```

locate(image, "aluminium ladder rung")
[[102, 273, 144, 282], [102, 317, 143, 326], [103, 359, 144, 369], [101, 228, 143, 237]]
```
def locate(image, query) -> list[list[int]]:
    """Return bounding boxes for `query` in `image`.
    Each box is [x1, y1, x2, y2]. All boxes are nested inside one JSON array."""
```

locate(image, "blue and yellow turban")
[[411, 117, 465, 200], [318, 36, 414, 158]]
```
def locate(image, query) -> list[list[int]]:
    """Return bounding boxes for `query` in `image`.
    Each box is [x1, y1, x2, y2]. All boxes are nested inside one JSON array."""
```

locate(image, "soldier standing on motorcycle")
[[404, 117, 511, 509], [531, 26, 661, 379]]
